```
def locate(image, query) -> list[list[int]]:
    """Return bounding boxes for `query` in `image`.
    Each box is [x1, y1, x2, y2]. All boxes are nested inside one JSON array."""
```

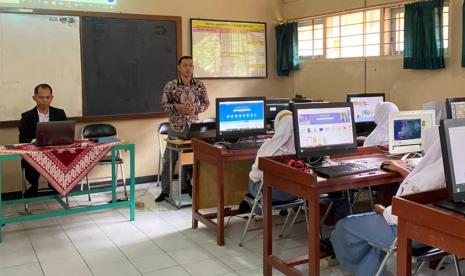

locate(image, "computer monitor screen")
[[266, 98, 290, 124], [440, 119, 465, 202], [292, 102, 357, 159], [216, 97, 266, 139], [347, 93, 385, 123], [388, 110, 435, 155], [446, 97, 465, 119]]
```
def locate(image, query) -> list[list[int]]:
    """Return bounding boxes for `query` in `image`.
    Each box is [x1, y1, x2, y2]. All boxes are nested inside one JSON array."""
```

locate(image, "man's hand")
[[176, 103, 195, 114], [374, 204, 385, 215]]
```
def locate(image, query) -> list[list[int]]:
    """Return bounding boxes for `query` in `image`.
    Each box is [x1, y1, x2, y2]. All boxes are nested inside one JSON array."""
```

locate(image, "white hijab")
[[249, 110, 295, 182], [423, 101, 445, 125], [383, 126, 446, 225], [363, 102, 399, 146]]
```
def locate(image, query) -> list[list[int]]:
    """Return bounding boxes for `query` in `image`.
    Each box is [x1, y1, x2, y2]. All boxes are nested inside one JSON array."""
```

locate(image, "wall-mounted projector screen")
[[191, 19, 267, 79], [0, 0, 116, 9]]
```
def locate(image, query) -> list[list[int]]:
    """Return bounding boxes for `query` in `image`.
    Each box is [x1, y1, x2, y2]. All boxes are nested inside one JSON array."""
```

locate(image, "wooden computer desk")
[[393, 189, 465, 275], [165, 138, 194, 208], [259, 146, 403, 276], [191, 138, 258, 246]]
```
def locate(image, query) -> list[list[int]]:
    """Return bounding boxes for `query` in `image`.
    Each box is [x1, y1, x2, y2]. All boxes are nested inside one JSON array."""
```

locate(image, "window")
[[297, 3, 449, 59], [326, 9, 381, 59], [298, 19, 324, 58], [383, 5, 449, 56]]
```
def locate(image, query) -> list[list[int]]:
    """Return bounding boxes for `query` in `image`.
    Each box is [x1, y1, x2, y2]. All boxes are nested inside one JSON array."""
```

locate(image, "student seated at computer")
[[423, 100, 445, 125], [330, 126, 445, 276], [248, 110, 297, 203], [363, 102, 399, 147], [19, 83, 67, 198]]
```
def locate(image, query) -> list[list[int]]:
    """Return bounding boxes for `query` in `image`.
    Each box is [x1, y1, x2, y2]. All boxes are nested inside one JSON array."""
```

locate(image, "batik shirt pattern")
[[161, 78, 209, 132]]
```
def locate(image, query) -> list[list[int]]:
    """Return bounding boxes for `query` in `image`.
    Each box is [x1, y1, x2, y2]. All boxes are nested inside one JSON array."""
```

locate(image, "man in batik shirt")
[[156, 56, 209, 202]]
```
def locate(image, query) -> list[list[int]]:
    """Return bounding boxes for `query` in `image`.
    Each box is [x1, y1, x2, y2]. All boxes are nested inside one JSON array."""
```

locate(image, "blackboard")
[[82, 16, 178, 117]]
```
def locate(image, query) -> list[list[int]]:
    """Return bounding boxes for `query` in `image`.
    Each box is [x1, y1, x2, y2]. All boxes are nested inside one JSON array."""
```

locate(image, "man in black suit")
[[19, 83, 67, 197]]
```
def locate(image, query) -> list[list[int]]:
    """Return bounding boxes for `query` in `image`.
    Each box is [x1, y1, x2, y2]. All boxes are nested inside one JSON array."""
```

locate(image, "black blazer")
[[19, 106, 67, 143]]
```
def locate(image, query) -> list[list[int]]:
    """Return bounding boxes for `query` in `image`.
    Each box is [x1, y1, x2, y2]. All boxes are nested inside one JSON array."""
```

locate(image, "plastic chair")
[[374, 237, 462, 276], [156, 122, 170, 187], [80, 124, 126, 201]]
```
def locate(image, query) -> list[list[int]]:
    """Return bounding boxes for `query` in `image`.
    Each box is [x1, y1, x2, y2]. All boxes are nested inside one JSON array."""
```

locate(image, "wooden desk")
[[165, 138, 194, 208], [393, 189, 465, 275], [259, 146, 403, 276], [191, 138, 258, 246]]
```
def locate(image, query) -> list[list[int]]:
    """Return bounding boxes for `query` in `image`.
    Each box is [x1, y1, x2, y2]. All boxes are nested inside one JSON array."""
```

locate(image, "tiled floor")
[[0, 183, 463, 276]]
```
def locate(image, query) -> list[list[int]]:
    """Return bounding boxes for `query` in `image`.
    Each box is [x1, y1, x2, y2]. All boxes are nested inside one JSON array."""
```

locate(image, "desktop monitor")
[[266, 98, 291, 125], [292, 102, 357, 160], [445, 97, 465, 119], [347, 93, 385, 136], [216, 97, 266, 140], [439, 118, 465, 202], [388, 110, 435, 155]]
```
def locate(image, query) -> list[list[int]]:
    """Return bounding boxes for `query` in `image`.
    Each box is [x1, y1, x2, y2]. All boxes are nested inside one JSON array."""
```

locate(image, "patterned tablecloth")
[[0, 141, 121, 196]]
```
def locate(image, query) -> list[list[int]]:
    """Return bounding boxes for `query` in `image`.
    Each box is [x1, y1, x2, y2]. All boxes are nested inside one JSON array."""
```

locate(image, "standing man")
[[19, 83, 67, 197], [156, 56, 210, 202]]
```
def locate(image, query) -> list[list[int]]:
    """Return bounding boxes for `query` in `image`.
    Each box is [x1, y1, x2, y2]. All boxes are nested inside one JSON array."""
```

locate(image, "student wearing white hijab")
[[248, 110, 296, 202], [423, 100, 445, 125], [330, 126, 445, 276], [363, 102, 399, 147]]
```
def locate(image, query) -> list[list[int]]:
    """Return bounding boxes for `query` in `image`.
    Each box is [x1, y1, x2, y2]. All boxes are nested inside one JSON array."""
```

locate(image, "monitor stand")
[[434, 200, 465, 216]]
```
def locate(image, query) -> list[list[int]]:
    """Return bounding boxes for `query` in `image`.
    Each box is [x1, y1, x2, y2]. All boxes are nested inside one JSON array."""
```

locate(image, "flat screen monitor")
[[388, 110, 435, 155], [292, 102, 357, 160], [446, 97, 465, 119], [439, 119, 465, 202], [347, 93, 385, 136], [216, 97, 266, 140], [266, 98, 291, 124]]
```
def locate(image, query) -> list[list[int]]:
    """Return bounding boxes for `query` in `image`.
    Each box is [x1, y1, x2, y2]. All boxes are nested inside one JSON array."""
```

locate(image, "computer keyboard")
[[224, 141, 264, 150], [311, 160, 380, 178]]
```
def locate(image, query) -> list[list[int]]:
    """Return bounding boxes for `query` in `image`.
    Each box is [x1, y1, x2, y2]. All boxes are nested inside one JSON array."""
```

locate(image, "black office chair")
[[80, 124, 126, 201]]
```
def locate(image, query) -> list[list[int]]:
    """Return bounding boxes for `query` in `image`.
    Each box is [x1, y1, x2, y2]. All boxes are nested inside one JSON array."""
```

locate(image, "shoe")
[[320, 238, 335, 257], [155, 193, 169, 202], [279, 209, 289, 216], [181, 185, 192, 197], [23, 187, 38, 198], [238, 200, 252, 214]]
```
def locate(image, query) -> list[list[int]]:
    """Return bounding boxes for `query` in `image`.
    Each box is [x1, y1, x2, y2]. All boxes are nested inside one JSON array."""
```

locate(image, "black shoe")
[[238, 200, 252, 214], [320, 238, 335, 257], [155, 193, 169, 202], [182, 185, 192, 197], [279, 209, 289, 216], [23, 187, 38, 198]]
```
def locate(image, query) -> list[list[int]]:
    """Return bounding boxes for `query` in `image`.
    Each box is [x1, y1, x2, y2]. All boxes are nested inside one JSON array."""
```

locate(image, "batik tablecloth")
[[0, 140, 121, 196]]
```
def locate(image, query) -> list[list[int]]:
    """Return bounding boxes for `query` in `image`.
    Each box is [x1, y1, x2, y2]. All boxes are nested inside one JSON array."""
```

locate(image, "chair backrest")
[[202, 117, 216, 123], [82, 124, 117, 139], [157, 122, 170, 155]]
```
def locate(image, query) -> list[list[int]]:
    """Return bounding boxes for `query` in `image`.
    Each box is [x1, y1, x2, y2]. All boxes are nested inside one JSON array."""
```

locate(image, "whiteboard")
[[0, 13, 82, 121], [191, 19, 267, 78]]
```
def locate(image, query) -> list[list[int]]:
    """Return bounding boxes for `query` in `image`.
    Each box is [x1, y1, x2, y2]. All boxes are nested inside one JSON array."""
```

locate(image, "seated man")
[[19, 83, 67, 198], [330, 126, 445, 276]]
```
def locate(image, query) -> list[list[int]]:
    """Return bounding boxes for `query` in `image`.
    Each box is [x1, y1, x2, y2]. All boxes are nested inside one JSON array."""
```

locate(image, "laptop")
[[177, 122, 216, 140], [35, 120, 76, 146]]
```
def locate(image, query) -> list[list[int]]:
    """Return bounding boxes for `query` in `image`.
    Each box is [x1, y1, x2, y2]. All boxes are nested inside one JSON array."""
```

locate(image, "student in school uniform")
[[423, 100, 445, 125], [248, 110, 297, 203], [330, 126, 445, 276], [363, 102, 399, 147], [19, 83, 67, 198]]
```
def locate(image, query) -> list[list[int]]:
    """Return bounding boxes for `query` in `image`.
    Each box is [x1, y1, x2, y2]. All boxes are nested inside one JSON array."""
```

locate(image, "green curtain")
[[462, 1, 465, 67], [404, 0, 445, 69], [276, 22, 299, 76]]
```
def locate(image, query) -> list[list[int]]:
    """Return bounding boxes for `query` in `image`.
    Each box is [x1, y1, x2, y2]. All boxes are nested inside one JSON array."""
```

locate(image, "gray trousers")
[[160, 129, 191, 195]]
